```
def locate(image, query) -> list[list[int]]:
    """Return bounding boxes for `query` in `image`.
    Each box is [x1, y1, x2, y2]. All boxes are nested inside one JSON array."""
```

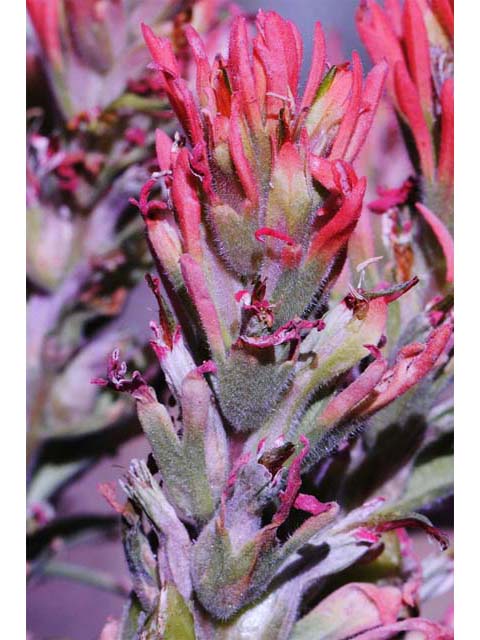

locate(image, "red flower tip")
[[364, 344, 383, 359], [196, 361, 217, 375], [129, 178, 167, 218], [354, 526, 381, 544], [379, 275, 420, 304], [141, 22, 179, 77], [273, 436, 310, 525], [438, 78, 454, 189], [293, 493, 333, 515], [155, 129, 174, 174], [432, 0, 454, 40], [369, 177, 415, 214], [254, 227, 296, 246], [98, 482, 125, 515], [146, 273, 174, 351], [403, 0, 433, 117], [239, 319, 324, 350], [299, 21, 326, 114], [374, 519, 450, 551], [234, 289, 250, 304], [359, 322, 453, 416], [124, 127, 146, 147], [27, 0, 62, 68]]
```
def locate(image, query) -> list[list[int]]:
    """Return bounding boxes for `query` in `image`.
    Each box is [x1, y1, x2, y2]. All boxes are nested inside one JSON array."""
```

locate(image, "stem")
[[42, 561, 130, 597]]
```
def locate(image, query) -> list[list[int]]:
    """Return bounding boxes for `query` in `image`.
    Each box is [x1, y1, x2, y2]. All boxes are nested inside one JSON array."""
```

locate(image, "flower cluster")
[[357, 0, 453, 295], [95, 8, 453, 639], [27, 0, 232, 118]]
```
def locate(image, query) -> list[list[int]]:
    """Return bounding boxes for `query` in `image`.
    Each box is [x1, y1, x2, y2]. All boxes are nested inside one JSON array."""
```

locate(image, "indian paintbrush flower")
[[357, 0, 453, 294], [95, 8, 453, 638], [27, 0, 234, 119]]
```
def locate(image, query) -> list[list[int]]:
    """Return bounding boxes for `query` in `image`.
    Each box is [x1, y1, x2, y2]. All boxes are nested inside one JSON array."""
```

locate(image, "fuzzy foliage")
[[92, 4, 454, 639]]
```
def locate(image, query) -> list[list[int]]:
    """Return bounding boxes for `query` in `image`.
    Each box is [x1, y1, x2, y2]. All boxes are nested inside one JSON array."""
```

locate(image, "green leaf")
[[216, 348, 295, 433], [215, 585, 300, 640], [291, 582, 401, 640], [120, 460, 192, 600], [247, 299, 387, 453], [391, 455, 453, 513], [162, 585, 196, 640], [118, 594, 144, 640], [123, 520, 159, 612], [136, 391, 215, 522]]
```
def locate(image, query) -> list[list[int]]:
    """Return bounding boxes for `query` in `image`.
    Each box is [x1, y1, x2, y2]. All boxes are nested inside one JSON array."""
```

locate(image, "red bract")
[[89, 7, 454, 635], [143, 11, 387, 163], [27, 0, 62, 69], [134, 12, 395, 375], [357, 321, 453, 416], [357, 0, 453, 192], [140, 11, 387, 287], [27, 0, 233, 118], [368, 177, 415, 213]]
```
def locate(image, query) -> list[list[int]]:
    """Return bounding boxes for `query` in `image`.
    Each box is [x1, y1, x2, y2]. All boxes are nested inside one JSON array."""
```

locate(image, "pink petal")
[[184, 25, 216, 115], [307, 176, 366, 265], [319, 345, 388, 425], [345, 60, 389, 162], [273, 435, 310, 525], [27, 0, 62, 68], [228, 16, 262, 131], [142, 24, 203, 146], [416, 202, 454, 282], [360, 323, 453, 415], [368, 177, 414, 213], [228, 96, 259, 207], [438, 78, 454, 189], [180, 254, 226, 360], [299, 22, 326, 114], [384, 0, 403, 36], [393, 60, 435, 180], [171, 149, 203, 263], [309, 156, 337, 191], [294, 493, 333, 515], [354, 618, 453, 640], [404, 0, 433, 116], [432, 0, 454, 40], [141, 23, 179, 77], [330, 52, 363, 161], [356, 1, 404, 69], [155, 129, 173, 173]]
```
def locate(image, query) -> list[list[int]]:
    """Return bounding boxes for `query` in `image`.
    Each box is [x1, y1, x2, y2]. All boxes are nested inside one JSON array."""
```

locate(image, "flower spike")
[[85, 6, 455, 636]]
